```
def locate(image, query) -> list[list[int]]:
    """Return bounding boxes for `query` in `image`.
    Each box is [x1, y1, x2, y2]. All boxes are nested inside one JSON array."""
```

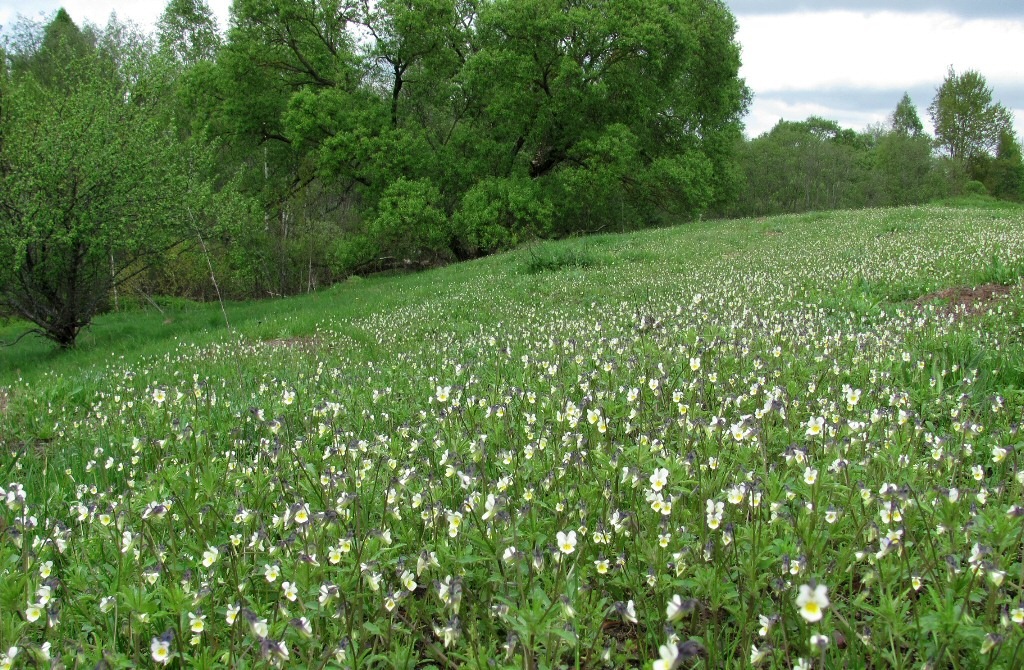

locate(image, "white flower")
[[805, 416, 825, 437], [796, 583, 829, 622], [226, 603, 240, 625], [202, 545, 219, 568], [25, 604, 42, 623], [653, 642, 679, 670], [264, 563, 281, 582], [666, 594, 686, 621], [189, 612, 206, 634], [282, 581, 298, 601], [649, 467, 669, 492], [151, 637, 171, 664], [557, 530, 577, 554]]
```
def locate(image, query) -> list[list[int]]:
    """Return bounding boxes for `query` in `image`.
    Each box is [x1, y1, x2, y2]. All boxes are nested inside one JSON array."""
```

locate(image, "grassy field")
[[3, 202, 1024, 669]]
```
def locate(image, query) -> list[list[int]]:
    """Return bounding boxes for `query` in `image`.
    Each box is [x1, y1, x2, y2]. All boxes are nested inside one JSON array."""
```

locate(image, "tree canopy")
[[929, 67, 1013, 163], [0, 13, 216, 346]]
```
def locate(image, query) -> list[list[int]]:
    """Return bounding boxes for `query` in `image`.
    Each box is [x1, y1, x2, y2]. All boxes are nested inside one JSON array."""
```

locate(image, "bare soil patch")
[[914, 284, 1014, 318]]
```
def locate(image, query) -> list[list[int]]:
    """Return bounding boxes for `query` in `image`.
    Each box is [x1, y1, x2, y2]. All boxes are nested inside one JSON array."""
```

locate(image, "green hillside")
[[3, 203, 1024, 668]]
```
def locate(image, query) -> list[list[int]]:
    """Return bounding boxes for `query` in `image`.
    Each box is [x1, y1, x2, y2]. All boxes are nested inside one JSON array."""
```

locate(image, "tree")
[[891, 92, 923, 137], [929, 67, 1013, 163], [870, 94, 936, 205], [0, 16, 208, 347], [157, 0, 221, 67], [984, 130, 1024, 201]]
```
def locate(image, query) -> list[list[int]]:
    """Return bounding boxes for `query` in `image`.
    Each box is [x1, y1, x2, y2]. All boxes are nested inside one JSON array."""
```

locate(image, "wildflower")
[[796, 583, 829, 622], [226, 603, 240, 625], [25, 604, 42, 623], [980, 633, 1003, 655], [706, 499, 724, 530], [649, 467, 669, 492], [189, 612, 206, 634], [264, 564, 281, 582], [433, 618, 460, 648], [250, 616, 269, 639], [803, 467, 818, 486], [809, 633, 829, 649], [805, 416, 825, 437], [202, 545, 219, 568], [481, 494, 499, 522], [151, 636, 172, 664], [557, 530, 577, 554], [666, 594, 694, 622], [750, 644, 769, 665], [282, 581, 298, 602], [595, 558, 610, 574], [0, 648, 16, 670], [292, 616, 313, 636], [615, 600, 638, 623], [653, 642, 679, 670]]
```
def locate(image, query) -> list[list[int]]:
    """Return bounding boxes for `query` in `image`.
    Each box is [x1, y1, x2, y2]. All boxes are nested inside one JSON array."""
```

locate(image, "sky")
[[1, 1, 1022, 140]]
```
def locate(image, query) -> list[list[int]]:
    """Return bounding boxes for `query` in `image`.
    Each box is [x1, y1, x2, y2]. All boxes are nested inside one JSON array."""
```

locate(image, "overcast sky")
[[2, 0, 1022, 139]]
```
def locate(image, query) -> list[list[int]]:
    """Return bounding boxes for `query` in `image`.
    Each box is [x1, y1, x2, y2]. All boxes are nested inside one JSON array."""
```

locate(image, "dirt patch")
[[914, 284, 1014, 318]]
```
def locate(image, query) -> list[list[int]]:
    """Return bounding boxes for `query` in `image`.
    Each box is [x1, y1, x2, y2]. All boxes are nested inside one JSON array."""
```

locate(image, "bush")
[[365, 179, 453, 266], [452, 177, 553, 257], [965, 179, 989, 196]]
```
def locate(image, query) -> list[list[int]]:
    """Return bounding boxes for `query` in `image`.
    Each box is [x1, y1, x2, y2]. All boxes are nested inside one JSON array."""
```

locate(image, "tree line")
[[1, 2, 1021, 347], [723, 77, 1021, 218]]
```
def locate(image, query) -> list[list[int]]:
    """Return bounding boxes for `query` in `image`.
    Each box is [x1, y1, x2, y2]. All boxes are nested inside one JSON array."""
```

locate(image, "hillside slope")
[[2, 204, 1024, 668]]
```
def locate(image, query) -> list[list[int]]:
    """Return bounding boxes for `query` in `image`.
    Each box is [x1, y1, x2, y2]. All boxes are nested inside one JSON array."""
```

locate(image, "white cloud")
[[736, 10, 1024, 138], [744, 96, 888, 138], [736, 11, 1024, 94]]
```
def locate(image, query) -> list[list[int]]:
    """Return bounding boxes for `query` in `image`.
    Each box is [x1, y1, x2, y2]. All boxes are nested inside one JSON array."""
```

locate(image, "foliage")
[[0, 16, 212, 347], [929, 67, 1014, 164], [891, 91, 924, 137], [202, 0, 748, 277], [365, 178, 453, 266], [157, 0, 221, 67]]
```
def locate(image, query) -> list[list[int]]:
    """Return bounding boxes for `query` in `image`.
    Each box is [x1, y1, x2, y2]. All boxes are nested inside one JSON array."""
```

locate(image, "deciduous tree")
[[0, 15, 209, 347], [928, 67, 1013, 163]]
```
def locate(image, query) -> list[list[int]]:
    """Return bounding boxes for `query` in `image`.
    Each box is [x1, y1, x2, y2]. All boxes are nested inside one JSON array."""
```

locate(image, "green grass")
[[3, 203, 1024, 669]]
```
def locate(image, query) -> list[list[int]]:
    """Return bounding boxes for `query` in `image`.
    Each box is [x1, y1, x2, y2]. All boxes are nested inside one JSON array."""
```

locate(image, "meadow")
[[3, 202, 1024, 669]]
